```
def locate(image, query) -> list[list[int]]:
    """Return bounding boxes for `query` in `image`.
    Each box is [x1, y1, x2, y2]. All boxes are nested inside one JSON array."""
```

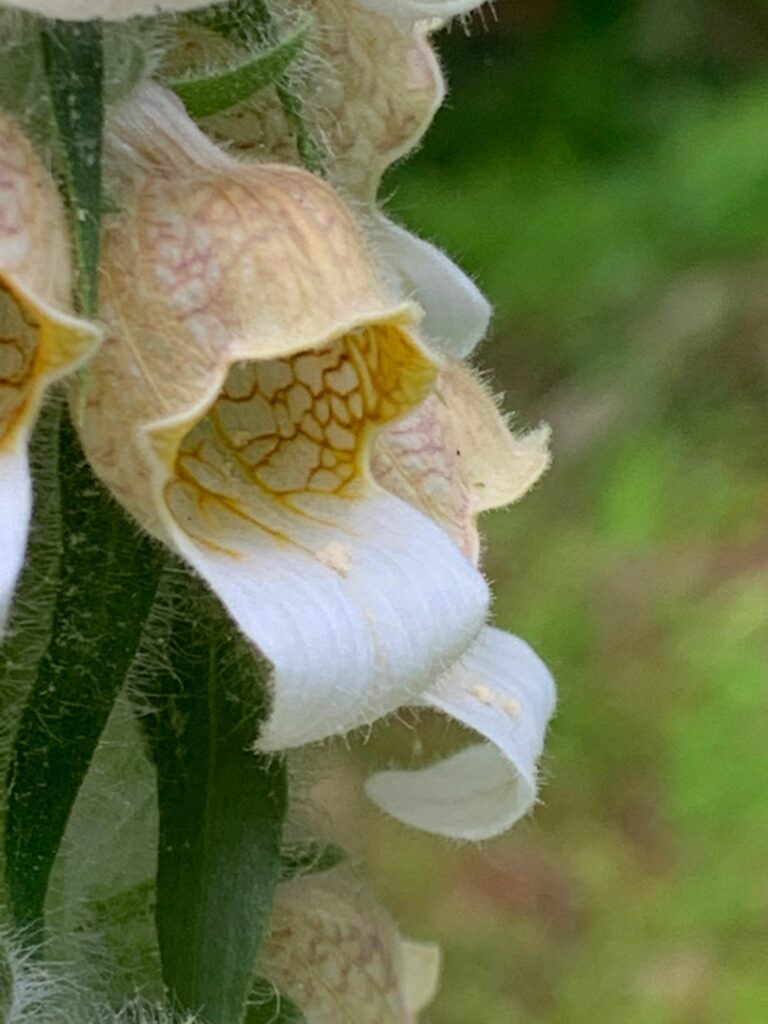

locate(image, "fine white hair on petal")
[[0, 0, 218, 19], [365, 626, 556, 840], [372, 215, 492, 358]]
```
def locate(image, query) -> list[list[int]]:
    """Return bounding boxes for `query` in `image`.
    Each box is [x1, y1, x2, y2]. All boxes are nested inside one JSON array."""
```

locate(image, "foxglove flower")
[[79, 85, 488, 751], [0, 114, 100, 630], [259, 870, 440, 1023], [78, 85, 554, 841]]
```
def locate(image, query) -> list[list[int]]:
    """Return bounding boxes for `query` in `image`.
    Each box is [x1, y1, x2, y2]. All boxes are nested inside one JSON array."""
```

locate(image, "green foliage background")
[[358, 1, 768, 1020]]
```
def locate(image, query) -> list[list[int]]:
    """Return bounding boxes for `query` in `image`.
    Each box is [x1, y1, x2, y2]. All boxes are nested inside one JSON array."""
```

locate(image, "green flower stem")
[[137, 572, 287, 1024]]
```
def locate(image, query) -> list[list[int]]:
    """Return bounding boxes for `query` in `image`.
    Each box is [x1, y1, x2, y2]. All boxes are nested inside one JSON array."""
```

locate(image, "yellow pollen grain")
[[470, 683, 494, 705], [503, 697, 522, 717], [316, 540, 353, 576]]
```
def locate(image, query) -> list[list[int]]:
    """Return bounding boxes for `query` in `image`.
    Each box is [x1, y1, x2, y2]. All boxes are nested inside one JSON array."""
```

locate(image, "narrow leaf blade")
[[40, 20, 104, 315], [138, 571, 287, 1023], [4, 414, 165, 937], [171, 19, 310, 119]]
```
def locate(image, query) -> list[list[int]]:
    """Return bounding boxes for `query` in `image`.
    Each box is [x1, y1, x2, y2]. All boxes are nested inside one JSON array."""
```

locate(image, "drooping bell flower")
[[79, 85, 488, 752], [77, 85, 554, 841]]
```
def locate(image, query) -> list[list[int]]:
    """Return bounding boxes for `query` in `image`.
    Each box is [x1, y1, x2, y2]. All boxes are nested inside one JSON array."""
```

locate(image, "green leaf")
[[247, 979, 306, 1024], [39, 20, 104, 316], [4, 412, 165, 941], [279, 840, 346, 883], [185, 0, 323, 173], [171, 18, 311, 119], [137, 570, 287, 1023]]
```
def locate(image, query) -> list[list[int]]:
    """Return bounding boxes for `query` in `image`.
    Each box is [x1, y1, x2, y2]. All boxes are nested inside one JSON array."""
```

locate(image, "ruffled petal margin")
[[365, 626, 556, 840], [373, 215, 492, 357]]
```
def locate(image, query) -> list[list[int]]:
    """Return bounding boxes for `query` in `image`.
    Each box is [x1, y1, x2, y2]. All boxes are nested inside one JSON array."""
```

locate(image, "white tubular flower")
[[259, 871, 440, 1023], [366, 364, 556, 840], [0, 0, 218, 19], [0, 115, 100, 630], [79, 85, 488, 751]]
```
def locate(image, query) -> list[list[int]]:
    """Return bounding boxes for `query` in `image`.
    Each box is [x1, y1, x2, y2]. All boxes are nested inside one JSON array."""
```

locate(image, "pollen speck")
[[317, 541, 353, 576]]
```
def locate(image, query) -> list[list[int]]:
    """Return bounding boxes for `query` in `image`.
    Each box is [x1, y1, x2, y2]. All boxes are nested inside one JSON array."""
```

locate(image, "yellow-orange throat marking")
[[0, 281, 41, 446], [169, 324, 436, 542]]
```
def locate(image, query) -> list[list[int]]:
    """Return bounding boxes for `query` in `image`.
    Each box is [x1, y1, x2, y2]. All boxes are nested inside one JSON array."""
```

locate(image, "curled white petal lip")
[[1, 0, 218, 18], [365, 627, 556, 840], [355, 0, 490, 21], [0, 446, 32, 628], [166, 486, 489, 752], [373, 215, 492, 358]]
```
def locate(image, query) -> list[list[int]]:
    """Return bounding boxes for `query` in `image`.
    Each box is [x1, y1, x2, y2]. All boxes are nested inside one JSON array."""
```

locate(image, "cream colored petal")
[[366, 626, 556, 840], [440, 362, 551, 514], [0, 115, 100, 627], [400, 941, 441, 1016], [259, 872, 438, 1023], [308, 0, 444, 199], [82, 86, 488, 750], [2, 0, 218, 18], [170, 0, 444, 200], [371, 215, 491, 356], [373, 362, 550, 563]]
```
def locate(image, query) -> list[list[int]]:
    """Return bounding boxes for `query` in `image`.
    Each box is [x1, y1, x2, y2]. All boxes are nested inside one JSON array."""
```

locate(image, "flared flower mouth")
[[158, 317, 437, 559]]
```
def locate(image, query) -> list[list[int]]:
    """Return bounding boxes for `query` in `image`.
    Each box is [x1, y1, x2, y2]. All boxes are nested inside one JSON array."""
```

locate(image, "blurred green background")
[[350, 2, 768, 1021]]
